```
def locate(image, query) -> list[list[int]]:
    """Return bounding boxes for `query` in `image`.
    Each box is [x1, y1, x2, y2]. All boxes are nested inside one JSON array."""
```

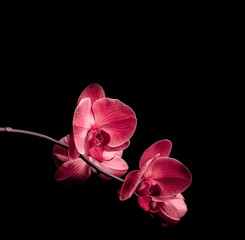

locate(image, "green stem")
[[0, 127, 124, 182]]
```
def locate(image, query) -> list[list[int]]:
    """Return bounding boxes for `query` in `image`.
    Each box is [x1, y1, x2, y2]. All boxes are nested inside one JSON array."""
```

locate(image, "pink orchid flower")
[[138, 193, 188, 227], [118, 139, 192, 225], [53, 83, 137, 183], [119, 139, 192, 200]]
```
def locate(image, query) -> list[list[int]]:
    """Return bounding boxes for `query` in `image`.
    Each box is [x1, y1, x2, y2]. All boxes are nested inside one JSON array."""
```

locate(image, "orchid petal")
[[137, 181, 151, 196], [73, 98, 94, 154], [93, 98, 137, 146], [88, 146, 105, 161], [138, 196, 152, 211], [53, 135, 70, 167], [95, 149, 124, 161], [158, 193, 187, 221], [95, 155, 129, 179], [102, 150, 121, 160], [77, 83, 105, 105], [68, 133, 80, 160], [104, 140, 130, 152], [140, 140, 172, 168], [118, 170, 141, 200], [54, 158, 91, 184], [150, 157, 192, 196]]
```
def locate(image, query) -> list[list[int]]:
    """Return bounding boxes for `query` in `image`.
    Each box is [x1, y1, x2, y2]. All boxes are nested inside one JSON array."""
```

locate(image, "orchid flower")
[[53, 83, 137, 183], [118, 139, 192, 225]]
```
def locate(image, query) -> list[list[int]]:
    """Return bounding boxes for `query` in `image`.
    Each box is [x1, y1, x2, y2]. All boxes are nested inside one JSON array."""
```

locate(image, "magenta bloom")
[[118, 139, 192, 226], [53, 83, 137, 183]]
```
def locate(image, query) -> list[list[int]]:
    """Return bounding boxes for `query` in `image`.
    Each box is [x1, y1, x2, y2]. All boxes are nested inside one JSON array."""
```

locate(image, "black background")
[[0, 9, 214, 240]]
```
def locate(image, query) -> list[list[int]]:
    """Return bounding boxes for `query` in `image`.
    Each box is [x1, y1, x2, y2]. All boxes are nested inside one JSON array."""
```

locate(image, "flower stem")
[[0, 127, 124, 182]]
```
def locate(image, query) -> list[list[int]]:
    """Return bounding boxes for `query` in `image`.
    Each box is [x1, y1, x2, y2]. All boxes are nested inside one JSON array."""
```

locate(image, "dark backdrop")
[[0, 14, 205, 240]]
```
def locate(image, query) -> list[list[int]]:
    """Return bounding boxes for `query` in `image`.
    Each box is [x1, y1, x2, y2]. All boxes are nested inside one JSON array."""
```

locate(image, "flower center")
[[87, 129, 110, 148], [88, 129, 103, 147], [148, 176, 156, 185]]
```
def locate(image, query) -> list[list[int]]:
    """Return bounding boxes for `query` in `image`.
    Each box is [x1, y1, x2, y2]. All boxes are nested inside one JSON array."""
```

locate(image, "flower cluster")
[[52, 83, 192, 227], [0, 82, 192, 228]]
